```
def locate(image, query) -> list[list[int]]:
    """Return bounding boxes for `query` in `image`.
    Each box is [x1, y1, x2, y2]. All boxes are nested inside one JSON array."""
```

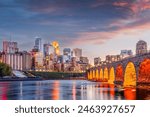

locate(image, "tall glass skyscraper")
[[34, 37, 43, 52]]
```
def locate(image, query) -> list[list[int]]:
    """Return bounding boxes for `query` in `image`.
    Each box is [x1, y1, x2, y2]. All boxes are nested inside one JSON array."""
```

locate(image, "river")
[[0, 80, 149, 100]]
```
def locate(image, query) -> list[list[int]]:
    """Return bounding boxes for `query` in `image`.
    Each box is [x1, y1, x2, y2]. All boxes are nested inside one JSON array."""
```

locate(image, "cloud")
[[14, 0, 88, 13], [68, 16, 150, 46], [0, 0, 150, 49], [113, 0, 150, 15], [71, 31, 116, 45]]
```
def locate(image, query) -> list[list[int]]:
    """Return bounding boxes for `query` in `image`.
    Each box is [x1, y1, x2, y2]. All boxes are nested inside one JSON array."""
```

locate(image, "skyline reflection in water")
[[0, 80, 149, 100]]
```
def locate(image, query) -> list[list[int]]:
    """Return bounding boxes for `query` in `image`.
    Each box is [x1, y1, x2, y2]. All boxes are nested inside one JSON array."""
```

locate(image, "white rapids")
[[13, 70, 27, 78]]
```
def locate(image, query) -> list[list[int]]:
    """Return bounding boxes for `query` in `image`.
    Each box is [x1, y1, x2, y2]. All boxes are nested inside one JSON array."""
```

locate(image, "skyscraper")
[[136, 40, 147, 55], [34, 37, 43, 52], [43, 43, 50, 57], [63, 48, 71, 56], [73, 48, 82, 60], [63, 48, 72, 62]]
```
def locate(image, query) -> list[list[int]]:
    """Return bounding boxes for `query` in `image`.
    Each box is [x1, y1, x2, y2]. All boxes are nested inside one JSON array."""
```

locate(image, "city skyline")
[[0, 0, 150, 64]]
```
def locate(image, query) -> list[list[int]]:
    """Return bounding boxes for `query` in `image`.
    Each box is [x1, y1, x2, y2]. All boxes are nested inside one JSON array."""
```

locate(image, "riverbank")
[[0, 77, 42, 82], [29, 71, 86, 80], [0, 71, 86, 82]]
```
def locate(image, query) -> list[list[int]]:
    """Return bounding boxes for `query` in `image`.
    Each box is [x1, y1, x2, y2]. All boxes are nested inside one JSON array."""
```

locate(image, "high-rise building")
[[136, 40, 147, 55], [34, 37, 43, 52], [43, 43, 50, 57], [63, 48, 72, 62], [34, 52, 44, 70], [120, 50, 133, 59], [73, 48, 82, 60], [80, 56, 89, 64], [79, 57, 89, 72], [63, 48, 71, 56], [94, 57, 101, 66], [3, 41, 18, 53]]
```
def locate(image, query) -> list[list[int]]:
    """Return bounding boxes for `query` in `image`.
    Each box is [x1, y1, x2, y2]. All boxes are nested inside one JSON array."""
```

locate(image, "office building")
[[80, 56, 89, 64], [63, 48, 71, 56], [94, 57, 101, 66], [106, 55, 121, 63], [120, 50, 133, 59], [73, 48, 82, 60], [136, 40, 147, 55], [34, 37, 43, 52], [43, 43, 50, 57]]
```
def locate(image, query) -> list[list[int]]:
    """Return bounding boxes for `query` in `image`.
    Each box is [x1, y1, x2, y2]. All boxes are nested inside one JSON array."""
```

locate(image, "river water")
[[0, 80, 149, 100]]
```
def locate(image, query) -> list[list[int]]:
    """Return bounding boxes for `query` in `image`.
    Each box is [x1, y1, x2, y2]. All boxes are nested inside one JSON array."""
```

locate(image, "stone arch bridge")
[[86, 53, 150, 87]]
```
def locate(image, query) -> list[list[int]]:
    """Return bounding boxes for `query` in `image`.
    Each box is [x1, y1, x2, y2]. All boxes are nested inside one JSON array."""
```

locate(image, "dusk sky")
[[0, 0, 150, 64]]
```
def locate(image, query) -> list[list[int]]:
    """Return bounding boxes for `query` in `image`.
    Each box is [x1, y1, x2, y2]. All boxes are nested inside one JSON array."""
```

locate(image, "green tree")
[[0, 63, 12, 77]]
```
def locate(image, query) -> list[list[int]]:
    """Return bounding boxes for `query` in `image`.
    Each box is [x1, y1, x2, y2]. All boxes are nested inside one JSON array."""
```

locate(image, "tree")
[[0, 63, 12, 77]]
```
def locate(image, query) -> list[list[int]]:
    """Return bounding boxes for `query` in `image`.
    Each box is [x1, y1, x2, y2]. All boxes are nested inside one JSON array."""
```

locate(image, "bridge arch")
[[124, 62, 136, 87], [116, 64, 123, 82], [104, 67, 108, 81], [92, 70, 96, 80], [95, 69, 99, 80], [100, 69, 103, 80], [89, 70, 92, 79], [138, 59, 150, 82], [108, 67, 115, 84]]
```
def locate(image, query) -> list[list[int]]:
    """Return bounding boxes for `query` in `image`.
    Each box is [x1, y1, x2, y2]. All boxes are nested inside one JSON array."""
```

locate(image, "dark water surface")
[[0, 80, 149, 100]]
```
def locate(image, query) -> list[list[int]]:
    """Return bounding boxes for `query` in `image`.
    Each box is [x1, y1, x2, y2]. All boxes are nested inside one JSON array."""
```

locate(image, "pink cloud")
[[113, 1, 129, 7], [70, 18, 150, 46], [113, 0, 150, 14], [72, 31, 117, 45]]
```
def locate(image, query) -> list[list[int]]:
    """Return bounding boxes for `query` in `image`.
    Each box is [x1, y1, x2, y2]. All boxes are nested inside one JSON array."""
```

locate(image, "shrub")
[[0, 62, 12, 77]]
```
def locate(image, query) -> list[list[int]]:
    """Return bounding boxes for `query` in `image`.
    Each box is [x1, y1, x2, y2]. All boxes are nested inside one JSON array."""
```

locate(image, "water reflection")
[[0, 82, 8, 100], [0, 80, 149, 100], [124, 88, 136, 100], [52, 81, 60, 100], [72, 81, 76, 100]]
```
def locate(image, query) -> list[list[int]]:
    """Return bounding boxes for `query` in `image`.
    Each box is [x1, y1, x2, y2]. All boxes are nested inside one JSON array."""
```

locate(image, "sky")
[[0, 0, 150, 64]]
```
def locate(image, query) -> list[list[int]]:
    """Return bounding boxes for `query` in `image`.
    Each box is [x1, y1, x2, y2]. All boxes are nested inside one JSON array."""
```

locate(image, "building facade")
[[3, 41, 18, 53], [34, 37, 43, 52], [105, 55, 121, 63], [120, 50, 133, 59], [43, 43, 50, 57], [80, 56, 89, 64], [73, 48, 82, 61], [2, 51, 31, 70], [136, 40, 147, 55], [94, 57, 101, 66]]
